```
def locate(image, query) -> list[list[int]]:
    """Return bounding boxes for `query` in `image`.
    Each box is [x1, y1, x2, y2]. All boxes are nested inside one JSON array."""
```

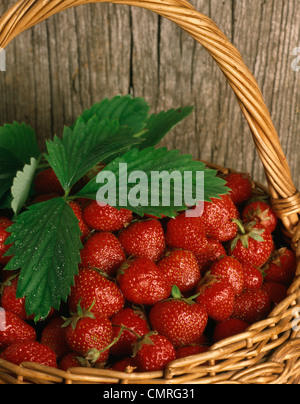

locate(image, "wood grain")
[[0, 0, 299, 188]]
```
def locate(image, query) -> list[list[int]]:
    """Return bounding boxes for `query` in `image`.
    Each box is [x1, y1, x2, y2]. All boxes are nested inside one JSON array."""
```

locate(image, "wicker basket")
[[0, 0, 299, 385]]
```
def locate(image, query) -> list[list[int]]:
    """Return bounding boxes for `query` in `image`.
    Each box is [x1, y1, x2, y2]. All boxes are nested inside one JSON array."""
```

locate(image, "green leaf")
[[139, 106, 194, 149], [11, 156, 41, 215], [75, 147, 228, 218], [0, 122, 40, 207], [45, 115, 142, 192], [4, 197, 82, 320]]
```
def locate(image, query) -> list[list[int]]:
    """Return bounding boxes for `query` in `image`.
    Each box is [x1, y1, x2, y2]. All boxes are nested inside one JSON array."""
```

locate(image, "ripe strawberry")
[[165, 213, 208, 257], [34, 168, 64, 196], [69, 268, 125, 318], [83, 201, 133, 232], [213, 318, 249, 343], [0, 221, 13, 265], [80, 232, 126, 276], [59, 352, 85, 371], [0, 310, 37, 349], [196, 275, 235, 322], [225, 173, 253, 206], [0, 341, 57, 368], [133, 332, 176, 372], [229, 221, 274, 268], [262, 282, 288, 306], [117, 258, 172, 306], [232, 289, 272, 324], [118, 219, 166, 262], [157, 249, 201, 293], [64, 309, 113, 364], [149, 297, 208, 348], [110, 308, 150, 357], [0, 217, 13, 229], [175, 344, 208, 359], [210, 256, 245, 296], [111, 357, 139, 372], [68, 201, 90, 241], [242, 262, 264, 291], [263, 248, 297, 286], [41, 317, 71, 361], [196, 238, 226, 275], [200, 194, 239, 242], [242, 201, 278, 234]]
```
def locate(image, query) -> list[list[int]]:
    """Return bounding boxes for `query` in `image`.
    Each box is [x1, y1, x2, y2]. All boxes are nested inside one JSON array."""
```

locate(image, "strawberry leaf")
[[4, 197, 82, 320]]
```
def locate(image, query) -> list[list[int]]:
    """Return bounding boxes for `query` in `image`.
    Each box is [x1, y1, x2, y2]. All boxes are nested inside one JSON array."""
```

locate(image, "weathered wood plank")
[[0, 0, 299, 189]]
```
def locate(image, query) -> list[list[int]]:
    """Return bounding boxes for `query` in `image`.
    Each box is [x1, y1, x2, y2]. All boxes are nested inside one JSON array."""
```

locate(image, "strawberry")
[[195, 275, 235, 322], [64, 308, 113, 364], [242, 201, 278, 234], [117, 258, 172, 306], [83, 201, 133, 232], [225, 173, 253, 205], [34, 168, 64, 196], [118, 219, 166, 262], [229, 220, 274, 268], [111, 357, 139, 372], [80, 232, 126, 276], [41, 317, 71, 361], [213, 318, 249, 343], [0, 310, 37, 349], [200, 194, 239, 242], [0, 220, 13, 265], [175, 344, 209, 359], [263, 248, 297, 286], [210, 256, 245, 296], [242, 262, 264, 291], [31, 193, 60, 204], [262, 282, 288, 306], [69, 268, 125, 318], [110, 308, 150, 357], [0, 217, 13, 229], [165, 213, 208, 257], [157, 249, 201, 293], [59, 352, 85, 371], [0, 341, 57, 368], [68, 201, 90, 241], [195, 238, 226, 275], [232, 289, 272, 324], [133, 332, 176, 372], [149, 289, 208, 348]]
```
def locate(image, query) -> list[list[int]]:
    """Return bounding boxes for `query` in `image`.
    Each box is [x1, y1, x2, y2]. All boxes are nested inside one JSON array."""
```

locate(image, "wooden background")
[[0, 0, 299, 189]]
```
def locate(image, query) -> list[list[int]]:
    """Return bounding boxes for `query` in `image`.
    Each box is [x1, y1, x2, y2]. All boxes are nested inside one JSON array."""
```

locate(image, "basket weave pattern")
[[0, 0, 299, 384]]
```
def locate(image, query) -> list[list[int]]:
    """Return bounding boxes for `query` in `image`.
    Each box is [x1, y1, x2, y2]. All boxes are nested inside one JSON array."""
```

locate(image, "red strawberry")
[[157, 249, 201, 293], [213, 318, 249, 343], [0, 310, 37, 349], [242, 201, 278, 234], [175, 344, 208, 359], [59, 352, 85, 371], [68, 201, 90, 241], [117, 258, 172, 306], [0, 217, 13, 229], [80, 232, 126, 276], [262, 282, 288, 306], [69, 268, 125, 318], [41, 317, 71, 361], [111, 357, 139, 372], [229, 221, 274, 268], [0, 341, 57, 368], [83, 201, 133, 232], [133, 332, 176, 372], [225, 173, 253, 205], [110, 308, 150, 358], [196, 275, 235, 322], [165, 213, 208, 257], [200, 194, 239, 242], [149, 296, 208, 348], [196, 238, 226, 275], [242, 262, 264, 291], [64, 309, 113, 364], [31, 193, 60, 204], [34, 168, 64, 196], [210, 256, 245, 296], [0, 222, 13, 265], [118, 219, 166, 262], [232, 289, 272, 324], [263, 248, 297, 286]]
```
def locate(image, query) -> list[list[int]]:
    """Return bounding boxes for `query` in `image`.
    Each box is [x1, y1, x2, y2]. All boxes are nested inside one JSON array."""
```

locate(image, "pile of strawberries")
[[0, 169, 297, 374]]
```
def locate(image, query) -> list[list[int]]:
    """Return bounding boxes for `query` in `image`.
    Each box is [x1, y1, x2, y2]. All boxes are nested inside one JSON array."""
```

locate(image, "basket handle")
[[0, 0, 299, 236]]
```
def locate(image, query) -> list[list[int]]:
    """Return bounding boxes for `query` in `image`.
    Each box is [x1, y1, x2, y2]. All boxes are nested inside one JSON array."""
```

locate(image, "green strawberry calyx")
[[231, 219, 265, 250]]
